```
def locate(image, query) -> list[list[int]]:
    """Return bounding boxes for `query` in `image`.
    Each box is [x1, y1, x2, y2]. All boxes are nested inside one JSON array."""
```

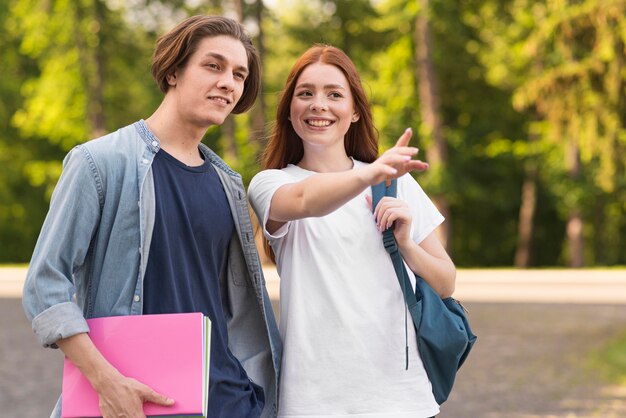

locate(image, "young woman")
[[248, 45, 455, 417]]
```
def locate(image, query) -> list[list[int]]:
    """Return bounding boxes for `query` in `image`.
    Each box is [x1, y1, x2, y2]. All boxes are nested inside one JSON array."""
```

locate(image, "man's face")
[[167, 35, 249, 127]]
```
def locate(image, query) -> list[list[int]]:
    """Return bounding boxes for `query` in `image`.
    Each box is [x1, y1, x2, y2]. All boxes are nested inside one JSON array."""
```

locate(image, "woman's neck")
[[298, 146, 354, 173]]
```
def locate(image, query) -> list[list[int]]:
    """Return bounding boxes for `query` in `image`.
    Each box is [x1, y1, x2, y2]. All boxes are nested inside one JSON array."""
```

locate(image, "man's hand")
[[96, 371, 175, 418]]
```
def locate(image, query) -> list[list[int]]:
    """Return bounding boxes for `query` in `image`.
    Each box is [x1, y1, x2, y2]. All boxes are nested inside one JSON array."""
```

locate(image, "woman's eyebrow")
[[295, 82, 346, 90]]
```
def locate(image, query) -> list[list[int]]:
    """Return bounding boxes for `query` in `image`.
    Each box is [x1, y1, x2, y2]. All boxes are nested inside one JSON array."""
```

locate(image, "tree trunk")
[[221, 116, 238, 162], [514, 115, 540, 267], [90, 0, 106, 137], [414, 0, 451, 249], [514, 161, 537, 267], [74, 0, 106, 138], [250, 0, 270, 264], [566, 139, 584, 267], [232, 0, 243, 20], [250, 0, 266, 147]]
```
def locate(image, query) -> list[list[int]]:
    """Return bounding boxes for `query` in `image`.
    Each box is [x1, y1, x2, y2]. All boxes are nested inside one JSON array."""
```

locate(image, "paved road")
[[7, 267, 626, 303], [2, 268, 626, 417]]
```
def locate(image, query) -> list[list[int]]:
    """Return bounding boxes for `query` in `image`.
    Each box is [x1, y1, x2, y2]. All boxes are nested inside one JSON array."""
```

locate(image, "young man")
[[22, 15, 280, 418]]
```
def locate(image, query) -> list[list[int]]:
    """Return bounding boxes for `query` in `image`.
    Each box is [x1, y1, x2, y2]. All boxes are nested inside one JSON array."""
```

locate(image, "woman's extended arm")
[[267, 129, 428, 234], [58, 334, 174, 418]]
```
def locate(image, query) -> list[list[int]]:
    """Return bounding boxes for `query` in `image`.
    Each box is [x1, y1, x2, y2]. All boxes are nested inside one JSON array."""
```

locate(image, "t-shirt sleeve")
[[398, 174, 445, 244], [248, 169, 295, 241]]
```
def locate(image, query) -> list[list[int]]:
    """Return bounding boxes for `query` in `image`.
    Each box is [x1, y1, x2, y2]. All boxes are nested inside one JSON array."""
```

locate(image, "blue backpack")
[[372, 179, 477, 405]]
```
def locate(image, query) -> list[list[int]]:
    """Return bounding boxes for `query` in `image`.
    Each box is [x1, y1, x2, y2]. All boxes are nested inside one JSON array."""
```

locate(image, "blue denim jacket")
[[22, 120, 281, 418]]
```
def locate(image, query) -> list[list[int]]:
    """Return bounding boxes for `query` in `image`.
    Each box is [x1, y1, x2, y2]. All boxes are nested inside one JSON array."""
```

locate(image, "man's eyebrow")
[[204, 52, 249, 74], [295, 82, 346, 90]]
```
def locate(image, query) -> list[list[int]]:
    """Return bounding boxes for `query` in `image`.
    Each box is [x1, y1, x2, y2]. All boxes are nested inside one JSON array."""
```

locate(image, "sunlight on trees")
[[1, 0, 624, 265]]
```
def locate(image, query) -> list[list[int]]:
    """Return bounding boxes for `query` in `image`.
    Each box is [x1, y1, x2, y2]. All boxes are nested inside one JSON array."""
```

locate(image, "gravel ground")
[[439, 302, 626, 418], [1, 298, 63, 417], [2, 299, 626, 417]]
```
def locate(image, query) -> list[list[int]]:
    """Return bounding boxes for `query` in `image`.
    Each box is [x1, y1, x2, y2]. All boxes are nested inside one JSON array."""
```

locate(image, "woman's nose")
[[310, 100, 328, 112]]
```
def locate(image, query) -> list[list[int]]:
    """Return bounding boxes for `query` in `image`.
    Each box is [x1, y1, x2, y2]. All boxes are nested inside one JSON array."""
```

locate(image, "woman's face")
[[289, 62, 359, 150]]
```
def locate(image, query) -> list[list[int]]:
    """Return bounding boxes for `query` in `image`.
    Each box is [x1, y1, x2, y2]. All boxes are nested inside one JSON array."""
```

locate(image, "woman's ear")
[[351, 113, 360, 123]]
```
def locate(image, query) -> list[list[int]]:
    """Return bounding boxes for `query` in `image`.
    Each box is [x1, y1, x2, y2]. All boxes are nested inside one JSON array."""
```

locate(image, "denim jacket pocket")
[[228, 239, 255, 288]]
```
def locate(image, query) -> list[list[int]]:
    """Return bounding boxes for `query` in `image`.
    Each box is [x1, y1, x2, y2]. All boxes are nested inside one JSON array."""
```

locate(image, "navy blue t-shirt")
[[143, 148, 263, 418]]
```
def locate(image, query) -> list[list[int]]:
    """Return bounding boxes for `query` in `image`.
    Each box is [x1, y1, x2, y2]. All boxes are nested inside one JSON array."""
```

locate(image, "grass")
[[588, 330, 626, 385]]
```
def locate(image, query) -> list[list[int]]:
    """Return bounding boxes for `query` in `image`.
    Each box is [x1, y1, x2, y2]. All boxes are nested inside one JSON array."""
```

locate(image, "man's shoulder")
[[63, 122, 146, 181], [79, 122, 142, 156]]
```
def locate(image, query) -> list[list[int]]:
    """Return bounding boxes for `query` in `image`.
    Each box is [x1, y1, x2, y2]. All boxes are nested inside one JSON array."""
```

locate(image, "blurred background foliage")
[[0, 0, 624, 266]]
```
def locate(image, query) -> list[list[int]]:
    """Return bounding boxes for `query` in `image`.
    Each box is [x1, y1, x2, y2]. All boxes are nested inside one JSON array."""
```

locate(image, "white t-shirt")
[[248, 161, 444, 418]]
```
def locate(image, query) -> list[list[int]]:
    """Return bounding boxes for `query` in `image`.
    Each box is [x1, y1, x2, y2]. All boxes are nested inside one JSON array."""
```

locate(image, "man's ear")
[[166, 70, 177, 87]]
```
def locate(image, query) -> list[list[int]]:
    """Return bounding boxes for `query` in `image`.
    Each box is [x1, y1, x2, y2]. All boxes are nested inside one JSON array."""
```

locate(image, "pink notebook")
[[62, 313, 211, 418]]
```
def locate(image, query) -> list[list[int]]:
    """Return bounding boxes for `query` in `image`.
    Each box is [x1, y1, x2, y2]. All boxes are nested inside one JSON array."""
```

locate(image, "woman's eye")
[[329, 92, 343, 99], [234, 72, 246, 81], [296, 91, 313, 97]]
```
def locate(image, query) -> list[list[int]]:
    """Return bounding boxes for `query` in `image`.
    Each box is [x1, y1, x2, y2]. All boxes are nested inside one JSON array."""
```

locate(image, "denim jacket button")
[[133, 294, 140, 302], [151, 141, 158, 147], [141, 158, 149, 164]]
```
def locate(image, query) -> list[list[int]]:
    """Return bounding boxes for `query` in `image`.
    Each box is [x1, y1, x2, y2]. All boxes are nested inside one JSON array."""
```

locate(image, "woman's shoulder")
[[249, 166, 294, 192], [401, 171, 427, 190], [251, 165, 308, 182]]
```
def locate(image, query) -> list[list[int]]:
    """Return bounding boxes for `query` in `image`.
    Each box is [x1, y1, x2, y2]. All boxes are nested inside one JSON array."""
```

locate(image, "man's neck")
[[145, 103, 209, 167]]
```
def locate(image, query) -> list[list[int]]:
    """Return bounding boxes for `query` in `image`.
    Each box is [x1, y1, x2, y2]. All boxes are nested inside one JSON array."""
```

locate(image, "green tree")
[[467, 0, 626, 266], [0, 0, 57, 261], [4, 0, 167, 261], [369, 0, 534, 266]]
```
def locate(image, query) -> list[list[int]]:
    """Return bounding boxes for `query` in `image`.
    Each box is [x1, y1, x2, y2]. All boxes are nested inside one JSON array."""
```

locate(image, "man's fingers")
[[143, 389, 175, 406]]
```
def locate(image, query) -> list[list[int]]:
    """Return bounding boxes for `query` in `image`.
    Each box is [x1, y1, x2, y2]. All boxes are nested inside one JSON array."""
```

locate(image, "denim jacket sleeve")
[[22, 146, 103, 347]]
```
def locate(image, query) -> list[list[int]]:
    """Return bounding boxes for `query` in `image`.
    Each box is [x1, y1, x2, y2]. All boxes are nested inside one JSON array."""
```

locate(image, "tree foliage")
[[466, 0, 626, 265], [1, 0, 624, 265]]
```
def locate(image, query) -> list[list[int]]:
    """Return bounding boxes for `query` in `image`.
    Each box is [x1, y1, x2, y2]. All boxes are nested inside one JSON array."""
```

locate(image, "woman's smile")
[[305, 118, 335, 128]]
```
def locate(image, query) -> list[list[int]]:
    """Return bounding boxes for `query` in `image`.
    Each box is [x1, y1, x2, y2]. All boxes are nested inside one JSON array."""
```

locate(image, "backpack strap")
[[371, 179, 415, 369]]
